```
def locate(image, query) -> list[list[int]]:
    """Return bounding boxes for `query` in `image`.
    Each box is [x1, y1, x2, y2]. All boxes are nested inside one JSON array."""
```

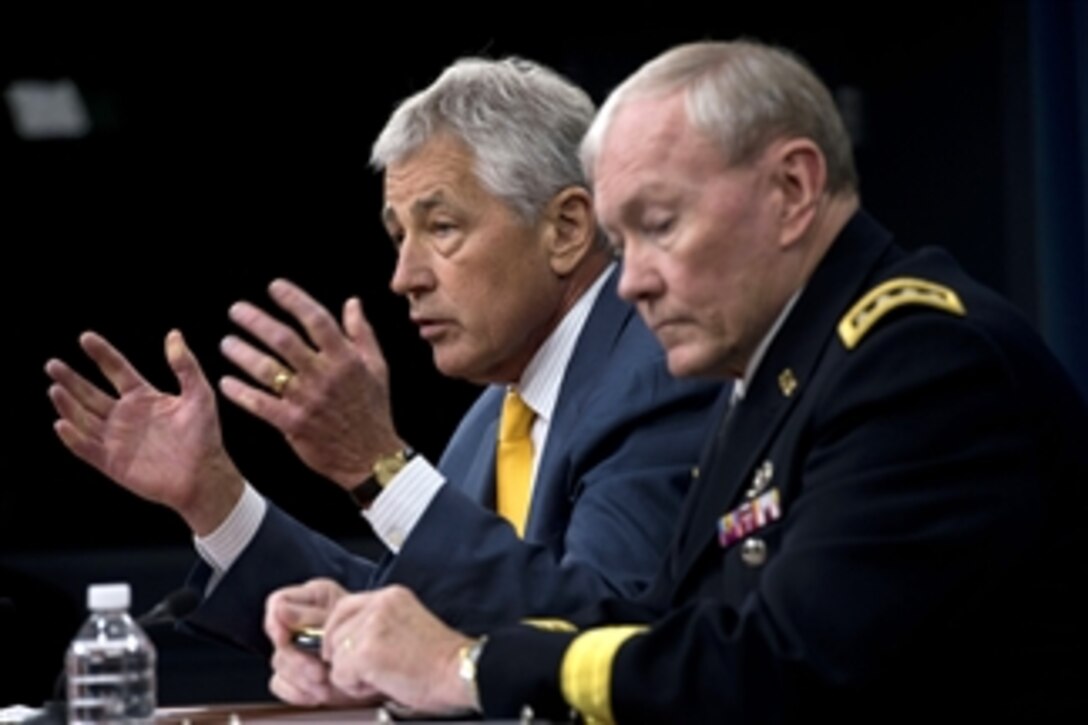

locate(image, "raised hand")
[[218, 278, 405, 490], [45, 330, 245, 535]]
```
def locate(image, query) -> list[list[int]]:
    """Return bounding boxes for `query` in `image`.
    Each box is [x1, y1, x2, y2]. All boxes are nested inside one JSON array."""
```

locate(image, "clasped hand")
[[265, 578, 475, 715]]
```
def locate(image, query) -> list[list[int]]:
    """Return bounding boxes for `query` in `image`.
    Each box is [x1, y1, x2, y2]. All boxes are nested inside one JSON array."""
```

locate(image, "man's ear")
[[543, 186, 597, 276], [770, 138, 826, 248]]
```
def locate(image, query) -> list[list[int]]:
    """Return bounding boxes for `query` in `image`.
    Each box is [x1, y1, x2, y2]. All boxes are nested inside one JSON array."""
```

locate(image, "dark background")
[[3, 0, 1085, 709]]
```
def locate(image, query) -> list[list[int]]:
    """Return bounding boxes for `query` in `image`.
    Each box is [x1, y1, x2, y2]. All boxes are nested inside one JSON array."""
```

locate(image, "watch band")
[[457, 635, 488, 712], [349, 446, 416, 509]]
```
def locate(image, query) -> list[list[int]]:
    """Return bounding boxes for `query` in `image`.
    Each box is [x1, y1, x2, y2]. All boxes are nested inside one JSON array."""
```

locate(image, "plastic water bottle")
[[66, 583, 157, 724]]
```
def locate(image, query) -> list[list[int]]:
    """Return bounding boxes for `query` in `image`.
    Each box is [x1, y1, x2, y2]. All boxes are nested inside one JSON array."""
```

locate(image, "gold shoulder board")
[[837, 277, 966, 350]]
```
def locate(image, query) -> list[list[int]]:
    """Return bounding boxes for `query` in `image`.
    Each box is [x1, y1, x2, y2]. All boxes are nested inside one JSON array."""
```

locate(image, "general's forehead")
[[603, 93, 688, 147], [594, 97, 726, 204], [595, 96, 693, 171]]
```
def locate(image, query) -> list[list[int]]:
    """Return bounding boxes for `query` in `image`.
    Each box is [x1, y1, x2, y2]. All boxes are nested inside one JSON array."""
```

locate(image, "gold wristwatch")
[[349, 446, 416, 509]]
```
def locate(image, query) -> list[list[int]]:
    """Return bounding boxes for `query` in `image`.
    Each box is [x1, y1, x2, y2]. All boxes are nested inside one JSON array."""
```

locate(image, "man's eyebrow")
[[412, 191, 448, 215], [381, 190, 449, 227], [387, 190, 450, 218]]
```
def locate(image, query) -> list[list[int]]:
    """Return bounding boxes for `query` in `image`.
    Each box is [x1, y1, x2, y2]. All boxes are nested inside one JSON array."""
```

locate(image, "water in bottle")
[[66, 582, 157, 724]]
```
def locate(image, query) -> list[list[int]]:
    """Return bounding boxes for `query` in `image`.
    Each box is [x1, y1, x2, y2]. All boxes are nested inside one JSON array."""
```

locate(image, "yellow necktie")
[[496, 389, 535, 537]]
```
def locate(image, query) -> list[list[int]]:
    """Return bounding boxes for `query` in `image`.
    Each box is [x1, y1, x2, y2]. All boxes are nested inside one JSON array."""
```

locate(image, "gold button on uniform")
[[778, 368, 798, 397]]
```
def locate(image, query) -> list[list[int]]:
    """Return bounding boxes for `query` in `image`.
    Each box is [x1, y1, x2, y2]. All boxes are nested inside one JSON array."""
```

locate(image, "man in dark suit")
[[294, 41, 1088, 721], [44, 56, 722, 668]]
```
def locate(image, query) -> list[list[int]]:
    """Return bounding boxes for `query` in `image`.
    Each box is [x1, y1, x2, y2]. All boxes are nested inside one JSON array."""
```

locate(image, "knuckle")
[[265, 326, 293, 351], [382, 584, 412, 607], [299, 309, 323, 329], [280, 413, 302, 436]]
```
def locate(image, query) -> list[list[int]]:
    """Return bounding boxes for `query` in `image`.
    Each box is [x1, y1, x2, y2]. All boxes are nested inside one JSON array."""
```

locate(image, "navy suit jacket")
[[186, 268, 725, 653], [478, 211, 1088, 723]]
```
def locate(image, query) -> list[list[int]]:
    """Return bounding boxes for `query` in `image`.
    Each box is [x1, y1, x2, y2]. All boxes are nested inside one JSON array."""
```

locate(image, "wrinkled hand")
[[265, 578, 374, 707], [45, 330, 245, 535], [219, 278, 405, 490], [321, 585, 474, 715]]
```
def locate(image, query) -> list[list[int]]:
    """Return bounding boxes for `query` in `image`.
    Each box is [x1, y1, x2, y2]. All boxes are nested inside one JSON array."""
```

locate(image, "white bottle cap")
[[88, 582, 131, 611]]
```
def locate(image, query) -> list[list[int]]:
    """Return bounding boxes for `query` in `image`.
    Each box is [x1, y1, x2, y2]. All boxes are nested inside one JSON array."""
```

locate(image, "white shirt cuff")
[[363, 456, 445, 554], [193, 482, 267, 590]]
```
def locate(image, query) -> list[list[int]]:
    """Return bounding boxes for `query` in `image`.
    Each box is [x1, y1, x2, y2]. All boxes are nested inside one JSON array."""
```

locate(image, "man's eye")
[[389, 231, 406, 249], [644, 217, 675, 236]]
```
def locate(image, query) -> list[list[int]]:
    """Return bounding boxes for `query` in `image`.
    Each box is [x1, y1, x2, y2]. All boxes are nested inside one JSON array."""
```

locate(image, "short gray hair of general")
[[371, 56, 597, 222], [582, 40, 858, 195]]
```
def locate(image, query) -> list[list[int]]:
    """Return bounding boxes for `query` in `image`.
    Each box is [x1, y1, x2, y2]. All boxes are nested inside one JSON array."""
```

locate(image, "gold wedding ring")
[[271, 369, 293, 396]]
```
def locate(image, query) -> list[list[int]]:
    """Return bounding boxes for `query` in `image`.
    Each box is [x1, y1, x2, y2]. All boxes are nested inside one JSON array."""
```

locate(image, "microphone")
[[136, 587, 200, 628], [27, 587, 201, 725]]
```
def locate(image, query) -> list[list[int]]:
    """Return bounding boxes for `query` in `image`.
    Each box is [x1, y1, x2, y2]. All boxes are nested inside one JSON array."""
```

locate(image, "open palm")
[[46, 330, 244, 533]]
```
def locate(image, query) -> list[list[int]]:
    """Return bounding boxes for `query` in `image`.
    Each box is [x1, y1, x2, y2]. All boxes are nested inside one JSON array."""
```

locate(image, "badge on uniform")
[[717, 488, 781, 548]]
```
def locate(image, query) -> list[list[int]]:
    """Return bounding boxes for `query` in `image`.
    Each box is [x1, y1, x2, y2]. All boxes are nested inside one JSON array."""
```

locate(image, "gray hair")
[[582, 40, 858, 195], [371, 57, 596, 222]]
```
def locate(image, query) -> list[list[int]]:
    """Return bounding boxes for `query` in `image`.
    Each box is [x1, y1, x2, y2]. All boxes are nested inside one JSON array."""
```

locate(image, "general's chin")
[[664, 344, 719, 379]]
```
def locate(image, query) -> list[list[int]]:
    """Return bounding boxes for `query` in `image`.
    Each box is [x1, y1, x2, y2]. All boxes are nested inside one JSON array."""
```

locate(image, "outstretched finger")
[[220, 335, 292, 396], [47, 383, 106, 442], [342, 298, 387, 377], [219, 375, 293, 432], [229, 300, 316, 374], [51, 417, 107, 473], [163, 330, 214, 400], [79, 331, 154, 397], [44, 357, 115, 418], [268, 278, 351, 356]]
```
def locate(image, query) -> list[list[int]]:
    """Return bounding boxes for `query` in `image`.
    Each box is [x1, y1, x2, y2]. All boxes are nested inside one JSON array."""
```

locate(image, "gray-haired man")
[[276, 41, 1088, 722], [46, 56, 723, 695]]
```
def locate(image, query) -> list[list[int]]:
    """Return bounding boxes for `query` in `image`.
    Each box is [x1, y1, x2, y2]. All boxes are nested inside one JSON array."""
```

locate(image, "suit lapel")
[[467, 415, 501, 510], [524, 267, 632, 539], [438, 385, 504, 508]]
